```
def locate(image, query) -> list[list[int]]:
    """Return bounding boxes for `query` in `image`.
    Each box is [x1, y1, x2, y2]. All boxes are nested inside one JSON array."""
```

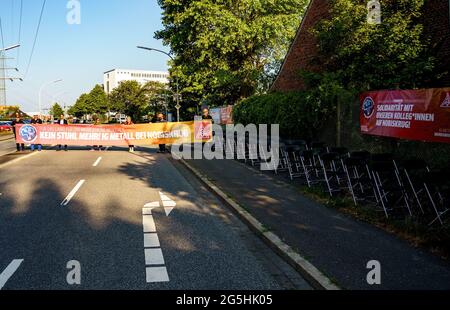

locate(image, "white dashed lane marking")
[[61, 180, 85, 207], [92, 157, 102, 167], [0, 259, 24, 290]]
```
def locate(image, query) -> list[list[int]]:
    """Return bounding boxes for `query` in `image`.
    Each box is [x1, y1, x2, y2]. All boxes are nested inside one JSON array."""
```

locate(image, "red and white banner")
[[360, 88, 450, 144], [15, 121, 212, 146]]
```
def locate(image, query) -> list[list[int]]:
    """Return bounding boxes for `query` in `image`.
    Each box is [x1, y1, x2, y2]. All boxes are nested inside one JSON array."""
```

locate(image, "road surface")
[[0, 136, 16, 157], [0, 146, 311, 290]]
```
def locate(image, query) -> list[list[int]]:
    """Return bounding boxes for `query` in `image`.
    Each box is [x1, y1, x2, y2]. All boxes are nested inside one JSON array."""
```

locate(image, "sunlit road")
[[0, 146, 310, 290], [0, 137, 15, 157]]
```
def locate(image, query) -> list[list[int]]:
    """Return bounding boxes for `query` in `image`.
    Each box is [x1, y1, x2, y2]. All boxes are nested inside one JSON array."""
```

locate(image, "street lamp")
[[39, 79, 62, 116], [137, 46, 181, 122]]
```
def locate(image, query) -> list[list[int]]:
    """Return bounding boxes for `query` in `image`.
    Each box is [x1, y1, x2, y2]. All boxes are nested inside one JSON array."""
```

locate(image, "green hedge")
[[232, 91, 333, 139]]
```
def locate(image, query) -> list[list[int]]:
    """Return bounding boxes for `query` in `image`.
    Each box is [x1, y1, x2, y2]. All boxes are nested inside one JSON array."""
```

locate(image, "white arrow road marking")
[[92, 157, 102, 167], [142, 215, 156, 233], [144, 233, 160, 248], [159, 192, 176, 216], [146, 267, 170, 283], [0, 259, 24, 290], [144, 201, 160, 209], [145, 248, 165, 265], [61, 180, 85, 207], [141, 193, 177, 283]]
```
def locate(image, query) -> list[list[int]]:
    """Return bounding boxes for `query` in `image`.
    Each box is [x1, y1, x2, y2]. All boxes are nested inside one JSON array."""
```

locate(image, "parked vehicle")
[[0, 121, 13, 132]]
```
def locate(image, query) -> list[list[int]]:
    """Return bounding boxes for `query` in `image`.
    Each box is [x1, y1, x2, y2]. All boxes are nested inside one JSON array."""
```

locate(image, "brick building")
[[272, 0, 450, 92]]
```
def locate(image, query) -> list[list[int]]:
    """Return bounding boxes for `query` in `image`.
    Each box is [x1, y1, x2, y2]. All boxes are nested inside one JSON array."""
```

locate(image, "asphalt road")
[[0, 146, 311, 290], [0, 137, 15, 157]]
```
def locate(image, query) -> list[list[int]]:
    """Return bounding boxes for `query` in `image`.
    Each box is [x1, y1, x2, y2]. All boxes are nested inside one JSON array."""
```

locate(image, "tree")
[[109, 80, 148, 122], [69, 93, 91, 118], [89, 84, 109, 114], [311, 0, 439, 91], [69, 85, 109, 119], [141, 81, 171, 117], [50, 103, 64, 118], [155, 0, 309, 109]]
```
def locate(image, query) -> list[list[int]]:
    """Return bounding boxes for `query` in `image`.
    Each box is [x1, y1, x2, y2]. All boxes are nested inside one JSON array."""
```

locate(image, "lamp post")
[[39, 79, 62, 116], [137, 46, 181, 122]]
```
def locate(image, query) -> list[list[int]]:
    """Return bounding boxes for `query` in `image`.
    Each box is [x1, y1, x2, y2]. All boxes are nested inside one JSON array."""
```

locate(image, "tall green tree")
[[141, 81, 172, 117], [69, 93, 92, 118], [50, 103, 64, 118], [311, 0, 439, 91], [155, 0, 309, 109], [89, 84, 109, 114], [109, 80, 148, 122]]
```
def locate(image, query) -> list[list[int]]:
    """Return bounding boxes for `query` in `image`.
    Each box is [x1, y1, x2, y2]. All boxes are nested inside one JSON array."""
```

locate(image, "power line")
[[0, 17, 5, 51], [24, 0, 47, 79], [16, 0, 23, 67]]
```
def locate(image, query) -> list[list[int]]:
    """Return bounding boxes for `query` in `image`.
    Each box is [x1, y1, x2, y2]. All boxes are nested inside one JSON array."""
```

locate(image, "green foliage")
[[50, 103, 64, 118], [312, 0, 439, 91], [155, 0, 309, 109], [233, 91, 333, 139], [141, 80, 172, 117], [69, 93, 90, 118], [69, 84, 109, 118], [108, 81, 147, 122], [0, 106, 20, 120], [89, 84, 109, 114]]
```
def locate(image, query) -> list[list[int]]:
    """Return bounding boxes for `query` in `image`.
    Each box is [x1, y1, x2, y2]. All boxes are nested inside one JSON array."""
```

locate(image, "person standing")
[[57, 114, 68, 151], [156, 113, 167, 153], [31, 115, 43, 151], [202, 108, 214, 122], [92, 118, 104, 151], [124, 116, 135, 152], [11, 115, 25, 152]]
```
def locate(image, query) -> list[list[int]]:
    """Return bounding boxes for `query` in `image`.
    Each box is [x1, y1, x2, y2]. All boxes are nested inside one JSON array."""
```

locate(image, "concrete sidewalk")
[[183, 158, 450, 290]]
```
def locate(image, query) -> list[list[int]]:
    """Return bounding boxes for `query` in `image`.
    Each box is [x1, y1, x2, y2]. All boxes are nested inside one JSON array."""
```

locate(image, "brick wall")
[[271, 0, 329, 92], [272, 0, 450, 92]]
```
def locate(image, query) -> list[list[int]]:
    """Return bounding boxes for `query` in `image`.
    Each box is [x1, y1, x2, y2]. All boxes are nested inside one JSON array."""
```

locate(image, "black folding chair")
[[370, 161, 412, 218], [423, 170, 450, 226], [398, 159, 431, 215], [343, 157, 375, 205], [284, 145, 307, 180], [318, 152, 342, 196]]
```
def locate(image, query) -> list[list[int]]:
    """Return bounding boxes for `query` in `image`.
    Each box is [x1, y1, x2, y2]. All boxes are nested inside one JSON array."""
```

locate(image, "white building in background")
[[103, 69, 170, 94]]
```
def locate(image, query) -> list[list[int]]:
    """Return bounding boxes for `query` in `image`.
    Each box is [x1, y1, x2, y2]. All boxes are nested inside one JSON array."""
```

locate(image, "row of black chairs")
[[218, 135, 449, 226]]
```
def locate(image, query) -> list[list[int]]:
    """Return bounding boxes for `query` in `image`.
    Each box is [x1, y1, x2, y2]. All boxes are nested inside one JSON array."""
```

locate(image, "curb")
[[176, 157, 341, 291]]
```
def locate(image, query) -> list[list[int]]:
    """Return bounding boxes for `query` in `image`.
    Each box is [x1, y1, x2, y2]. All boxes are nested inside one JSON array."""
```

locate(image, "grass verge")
[[299, 185, 450, 260]]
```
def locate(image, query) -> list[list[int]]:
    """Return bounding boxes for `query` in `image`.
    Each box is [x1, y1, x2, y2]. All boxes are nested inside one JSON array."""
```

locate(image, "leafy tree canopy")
[[109, 80, 156, 122], [310, 0, 440, 91], [155, 0, 309, 108], [50, 103, 64, 118]]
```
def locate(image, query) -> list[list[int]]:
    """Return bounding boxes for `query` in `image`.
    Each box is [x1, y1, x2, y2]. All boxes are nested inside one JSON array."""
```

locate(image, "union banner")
[[15, 121, 212, 146], [360, 88, 450, 144]]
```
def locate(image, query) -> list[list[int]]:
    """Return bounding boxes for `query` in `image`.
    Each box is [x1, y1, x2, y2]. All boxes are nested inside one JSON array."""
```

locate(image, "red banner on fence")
[[360, 88, 450, 144], [15, 121, 212, 146]]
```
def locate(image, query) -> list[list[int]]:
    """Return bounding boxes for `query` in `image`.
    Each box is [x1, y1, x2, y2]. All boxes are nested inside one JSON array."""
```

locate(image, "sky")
[[0, 0, 169, 113]]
